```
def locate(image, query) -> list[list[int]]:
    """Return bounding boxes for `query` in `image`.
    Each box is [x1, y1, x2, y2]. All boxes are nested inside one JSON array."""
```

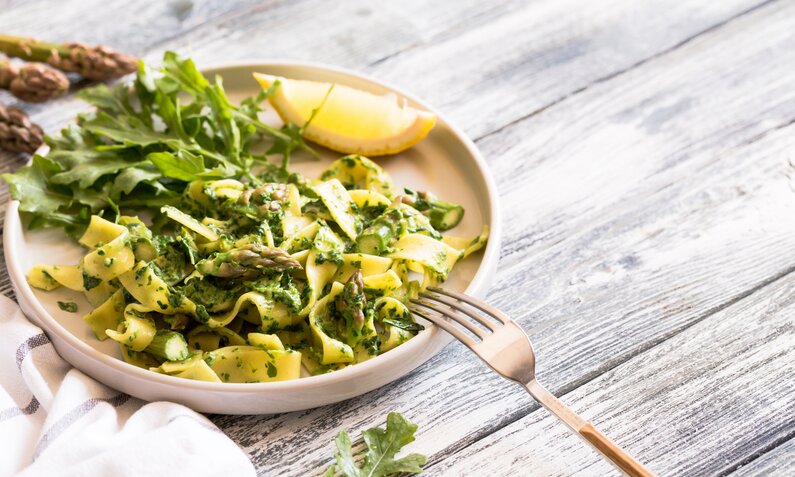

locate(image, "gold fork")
[[410, 287, 654, 477]]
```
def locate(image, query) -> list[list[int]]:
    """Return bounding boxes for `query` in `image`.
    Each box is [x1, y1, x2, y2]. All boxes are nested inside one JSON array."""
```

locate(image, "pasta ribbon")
[[388, 233, 463, 280], [348, 189, 391, 209], [205, 346, 302, 382], [84, 289, 126, 340], [319, 155, 396, 197], [152, 355, 222, 382], [301, 225, 344, 316], [118, 261, 193, 314], [187, 324, 247, 352], [333, 253, 392, 283], [205, 291, 298, 330], [106, 304, 157, 351], [309, 282, 354, 365], [374, 297, 416, 352], [363, 270, 403, 293], [315, 178, 359, 240], [442, 225, 490, 259], [27, 265, 83, 291], [80, 215, 136, 283]]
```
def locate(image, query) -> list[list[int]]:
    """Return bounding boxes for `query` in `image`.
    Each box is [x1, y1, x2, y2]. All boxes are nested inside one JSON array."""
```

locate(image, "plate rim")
[[4, 59, 502, 394]]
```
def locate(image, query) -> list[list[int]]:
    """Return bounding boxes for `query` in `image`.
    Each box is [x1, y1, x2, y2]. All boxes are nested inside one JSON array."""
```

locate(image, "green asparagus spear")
[[356, 208, 404, 255], [145, 330, 190, 361], [196, 243, 302, 278], [335, 270, 366, 342], [0, 34, 136, 80], [400, 189, 464, 231]]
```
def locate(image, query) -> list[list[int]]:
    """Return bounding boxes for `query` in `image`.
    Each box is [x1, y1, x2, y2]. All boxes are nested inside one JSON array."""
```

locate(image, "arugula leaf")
[[76, 83, 137, 117], [111, 165, 164, 196], [160, 51, 210, 95], [50, 156, 141, 188], [2, 156, 72, 214], [329, 412, 427, 477], [154, 89, 190, 142], [83, 112, 184, 148], [72, 182, 111, 210], [205, 79, 242, 163], [148, 151, 204, 182]]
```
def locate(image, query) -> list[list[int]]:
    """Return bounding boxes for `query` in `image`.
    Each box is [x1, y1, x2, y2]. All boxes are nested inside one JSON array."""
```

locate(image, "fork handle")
[[524, 380, 655, 477]]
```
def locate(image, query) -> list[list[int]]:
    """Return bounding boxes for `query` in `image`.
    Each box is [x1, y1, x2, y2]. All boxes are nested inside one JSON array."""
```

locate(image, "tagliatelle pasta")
[[27, 155, 487, 382]]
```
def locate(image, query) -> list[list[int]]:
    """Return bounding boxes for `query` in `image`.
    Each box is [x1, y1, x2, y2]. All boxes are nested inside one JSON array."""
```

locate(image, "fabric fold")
[[0, 294, 255, 477]]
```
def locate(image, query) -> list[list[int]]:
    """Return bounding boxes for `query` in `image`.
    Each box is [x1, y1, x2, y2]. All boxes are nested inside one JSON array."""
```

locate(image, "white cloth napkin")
[[0, 294, 256, 477]]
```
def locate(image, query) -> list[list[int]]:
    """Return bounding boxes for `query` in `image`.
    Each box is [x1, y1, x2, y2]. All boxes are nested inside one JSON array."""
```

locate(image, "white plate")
[[4, 61, 501, 414]]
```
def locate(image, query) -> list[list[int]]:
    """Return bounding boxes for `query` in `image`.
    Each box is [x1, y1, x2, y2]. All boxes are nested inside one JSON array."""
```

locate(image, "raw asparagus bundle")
[[0, 34, 136, 80], [0, 103, 43, 153], [0, 57, 69, 102]]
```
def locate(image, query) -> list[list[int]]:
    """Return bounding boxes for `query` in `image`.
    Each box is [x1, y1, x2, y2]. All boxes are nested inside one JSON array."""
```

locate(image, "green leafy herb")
[[57, 301, 78, 313], [328, 412, 427, 477], [382, 318, 424, 333]]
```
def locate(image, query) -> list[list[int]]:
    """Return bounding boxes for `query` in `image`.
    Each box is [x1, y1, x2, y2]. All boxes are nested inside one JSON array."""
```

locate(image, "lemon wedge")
[[253, 73, 436, 156]]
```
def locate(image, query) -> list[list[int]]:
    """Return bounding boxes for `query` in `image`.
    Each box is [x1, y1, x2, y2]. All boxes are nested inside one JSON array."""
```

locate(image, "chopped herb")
[[82, 271, 101, 290], [57, 301, 78, 313], [267, 361, 278, 378]]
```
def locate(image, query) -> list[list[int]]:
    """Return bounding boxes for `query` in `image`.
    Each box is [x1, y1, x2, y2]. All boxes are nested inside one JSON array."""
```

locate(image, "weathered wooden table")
[[2, 1, 794, 475]]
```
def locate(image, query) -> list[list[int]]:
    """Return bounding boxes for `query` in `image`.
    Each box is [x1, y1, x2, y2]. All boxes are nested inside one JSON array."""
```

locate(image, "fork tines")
[[409, 287, 508, 345]]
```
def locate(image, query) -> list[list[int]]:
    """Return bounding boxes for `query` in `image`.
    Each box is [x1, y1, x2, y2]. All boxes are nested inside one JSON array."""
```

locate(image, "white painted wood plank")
[[365, 0, 770, 138], [207, 2, 795, 474], [144, 0, 531, 68], [0, 0, 263, 55], [427, 257, 795, 476], [729, 437, 795, 477]]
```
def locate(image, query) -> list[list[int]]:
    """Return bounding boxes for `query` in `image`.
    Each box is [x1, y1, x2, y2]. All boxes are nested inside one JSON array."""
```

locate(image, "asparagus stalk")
[[399, 190, 464, 231], [145, 330, 190, 361], [335, 270, 366, 337], [0, 59, 69, 102], [0, 34, 136, 80], [196, 243, 302, 278], [425, 199, 464, 231], [356, 208, 404, 255], [0, 103, 43, 153]]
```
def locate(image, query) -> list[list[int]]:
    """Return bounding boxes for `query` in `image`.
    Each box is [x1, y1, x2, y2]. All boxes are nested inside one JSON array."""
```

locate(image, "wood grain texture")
[[729, 437, 795, 477], [427, 254, 795, 476], [1, 0, 794, 475], [365, 0, 773, 138], [0, 0, 264, 56], [206, 1, 795, 475], [145, 0, 532, 69]]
